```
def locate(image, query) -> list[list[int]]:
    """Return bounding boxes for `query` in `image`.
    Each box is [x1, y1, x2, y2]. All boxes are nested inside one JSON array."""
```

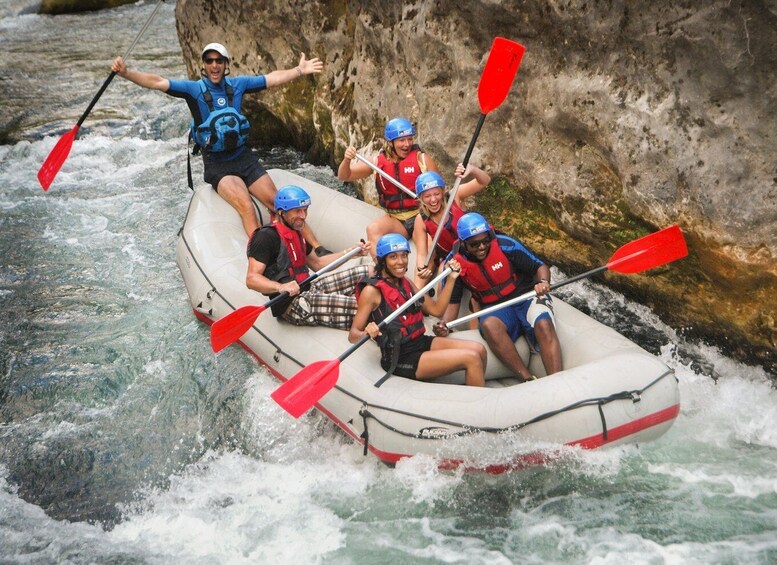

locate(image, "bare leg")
[[480, 316, 533, 381], [415, 338, 485, 386], [366, 215, 409, 259], [246, 172, 276, 211], [217, 175, 260, 236], [534, 318, 562, 375]]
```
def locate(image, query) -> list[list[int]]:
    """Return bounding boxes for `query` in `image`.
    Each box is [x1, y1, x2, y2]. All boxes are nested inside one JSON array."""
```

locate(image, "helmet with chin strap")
[[376, 233, 410, 258], [457, 212, 492, 241], [384, 117, 416, 141], [201, 42, 230, 60], [415, 171, 446, 196], [274, 185, 311, 212]]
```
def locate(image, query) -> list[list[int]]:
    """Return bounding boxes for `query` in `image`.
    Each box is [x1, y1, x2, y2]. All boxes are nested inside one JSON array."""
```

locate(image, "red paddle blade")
[[210, 304, 265, 352], [478, 37, 526, 114], [607, 225, 688, 274], [271, 359, 341, 418], [38, 126, 79, 191]]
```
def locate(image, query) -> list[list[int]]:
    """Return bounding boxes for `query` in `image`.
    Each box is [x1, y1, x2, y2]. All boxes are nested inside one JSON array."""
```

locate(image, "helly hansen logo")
[[404, 167, 415, 174], [491, 262, 504, 271]]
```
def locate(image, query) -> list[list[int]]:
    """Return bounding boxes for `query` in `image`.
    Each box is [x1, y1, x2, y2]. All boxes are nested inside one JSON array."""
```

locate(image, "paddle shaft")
[[446, 265, 608, 329], [339, 267, 454, 362], [353, 152, 418, 200], [77, 0, 165, 131], [424, 114, 486, 266], [209, 245, 364, 352], [273, 244, 363, 299]]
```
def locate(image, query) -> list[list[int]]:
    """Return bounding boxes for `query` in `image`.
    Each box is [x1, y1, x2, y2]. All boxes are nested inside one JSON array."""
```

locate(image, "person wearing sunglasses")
[[436, 212, 562, 382], [111, 42, 326, 248]]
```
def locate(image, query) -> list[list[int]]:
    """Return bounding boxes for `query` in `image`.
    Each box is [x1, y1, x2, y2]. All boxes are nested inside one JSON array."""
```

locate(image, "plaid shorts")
[[282, 264, 370, 329]]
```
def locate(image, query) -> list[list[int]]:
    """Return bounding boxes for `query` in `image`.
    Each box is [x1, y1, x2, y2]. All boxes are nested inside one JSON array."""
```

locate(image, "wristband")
[[295, 66, 303, 77]]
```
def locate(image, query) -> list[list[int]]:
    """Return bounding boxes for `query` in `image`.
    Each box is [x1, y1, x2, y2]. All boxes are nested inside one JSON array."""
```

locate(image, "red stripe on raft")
[[569, 404, 681, 449], [192, 308, 680, 474]]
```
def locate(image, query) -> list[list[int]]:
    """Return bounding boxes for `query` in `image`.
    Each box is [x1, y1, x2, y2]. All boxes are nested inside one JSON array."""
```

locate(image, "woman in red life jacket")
[[349, 234, 486, 386], [337, 117, 439, 257], [412, 163, 491, 288]]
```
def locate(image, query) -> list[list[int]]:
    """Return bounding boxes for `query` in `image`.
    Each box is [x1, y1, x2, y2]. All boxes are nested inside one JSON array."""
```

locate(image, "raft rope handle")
[[359, 404, 370, 456], [356, 369, 673, 442], [598, 401, 608, 441]]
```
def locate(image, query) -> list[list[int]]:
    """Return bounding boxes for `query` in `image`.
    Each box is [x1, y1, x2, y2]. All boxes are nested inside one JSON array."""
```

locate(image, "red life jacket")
[[262, 220, 309, 285], [422, 199, 465, 256], [453, 238, 521, 305], [375, 148, 422, 212], [355, 276, 426, 343]]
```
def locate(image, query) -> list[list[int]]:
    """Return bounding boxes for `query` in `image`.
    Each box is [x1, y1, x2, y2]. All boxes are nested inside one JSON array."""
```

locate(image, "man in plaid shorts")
[[246, 185, 372, 329]]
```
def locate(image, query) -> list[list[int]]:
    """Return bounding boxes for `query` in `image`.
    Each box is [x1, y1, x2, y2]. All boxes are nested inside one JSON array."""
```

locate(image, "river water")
[[1, 1, 776, 563]]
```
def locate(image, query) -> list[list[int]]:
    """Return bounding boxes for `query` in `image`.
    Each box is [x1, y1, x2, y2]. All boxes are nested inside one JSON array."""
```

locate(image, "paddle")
[[353, 152, 419, 200], [37, 0, 165, 191], [210, 245, 364, 352], [446, 225, 688, 329], [424, 37, 525, 267], [271, 267, 454, 418]]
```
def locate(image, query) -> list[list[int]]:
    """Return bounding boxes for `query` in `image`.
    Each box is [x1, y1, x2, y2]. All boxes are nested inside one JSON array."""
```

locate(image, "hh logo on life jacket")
[[491, 261, 504, 271], [216, 97, 227, 106], [404, 166, 415, 174]]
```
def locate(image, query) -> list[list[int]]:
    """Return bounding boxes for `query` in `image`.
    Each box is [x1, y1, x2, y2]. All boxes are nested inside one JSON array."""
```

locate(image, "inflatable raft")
[[176, 169, 680, 471]]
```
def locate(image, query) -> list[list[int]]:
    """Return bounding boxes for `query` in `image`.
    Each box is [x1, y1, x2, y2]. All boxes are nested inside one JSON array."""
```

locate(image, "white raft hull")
[[176, 169, 680, 471]]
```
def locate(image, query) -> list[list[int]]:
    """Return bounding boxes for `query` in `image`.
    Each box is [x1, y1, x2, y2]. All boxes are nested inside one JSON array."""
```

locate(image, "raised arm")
[[112, 56, 169, 91], [337, 145, 374, 181], [455, 163, 491, 201], [264, 52, 323, 88]]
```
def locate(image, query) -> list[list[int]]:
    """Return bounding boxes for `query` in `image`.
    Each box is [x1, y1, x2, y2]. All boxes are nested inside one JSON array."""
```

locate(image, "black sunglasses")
[[465, 235, 492, 250], [203, 57, 226, 65]]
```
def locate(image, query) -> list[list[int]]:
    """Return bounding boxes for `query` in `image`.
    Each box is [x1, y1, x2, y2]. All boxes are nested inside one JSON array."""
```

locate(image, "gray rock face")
[[175, 0, 776, 370]]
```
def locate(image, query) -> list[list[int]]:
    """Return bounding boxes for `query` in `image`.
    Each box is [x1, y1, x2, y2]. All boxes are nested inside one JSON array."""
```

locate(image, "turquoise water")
[[0, 2, 775, 563]]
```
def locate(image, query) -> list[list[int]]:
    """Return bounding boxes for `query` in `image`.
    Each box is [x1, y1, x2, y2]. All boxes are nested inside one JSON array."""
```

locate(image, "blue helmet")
[[384, 117, 416, 141], [274, 185, 311, 212], [415, 171, 446, 196], [457, 212, 491, 241], [376, 233, 410, 258]]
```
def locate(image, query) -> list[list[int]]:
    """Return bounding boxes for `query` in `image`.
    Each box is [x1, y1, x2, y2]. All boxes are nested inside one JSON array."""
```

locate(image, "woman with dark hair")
[[349, 234, 486, 386]]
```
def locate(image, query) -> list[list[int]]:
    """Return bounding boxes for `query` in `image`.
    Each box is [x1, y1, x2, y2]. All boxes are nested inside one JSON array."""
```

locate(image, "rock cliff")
[[175, 0, 776, 373]]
